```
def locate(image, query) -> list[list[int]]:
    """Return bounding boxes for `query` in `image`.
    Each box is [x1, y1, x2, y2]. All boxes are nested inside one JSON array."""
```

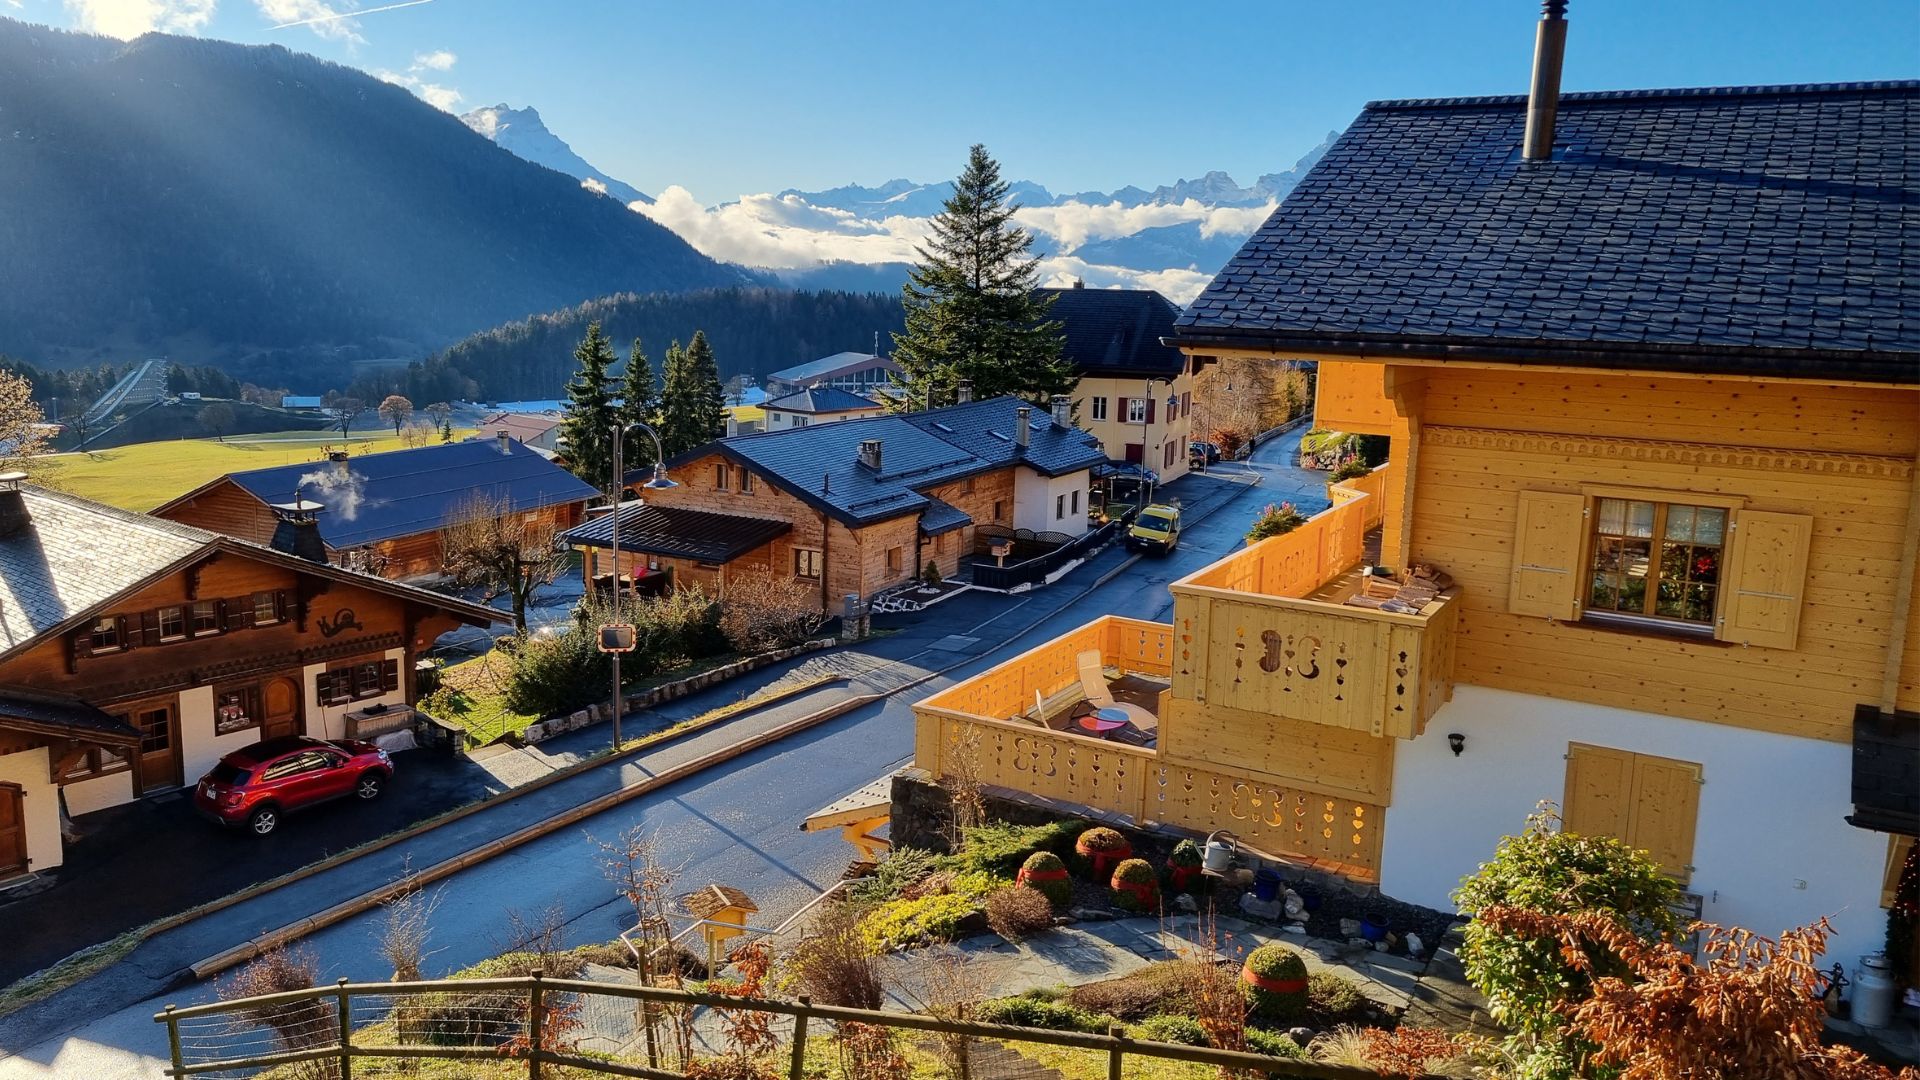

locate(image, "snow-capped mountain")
[[461, 104, 651, 206]]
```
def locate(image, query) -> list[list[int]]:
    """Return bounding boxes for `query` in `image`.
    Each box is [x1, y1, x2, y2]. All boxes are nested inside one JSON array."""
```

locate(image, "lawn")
[[37, 430, 475, 511]]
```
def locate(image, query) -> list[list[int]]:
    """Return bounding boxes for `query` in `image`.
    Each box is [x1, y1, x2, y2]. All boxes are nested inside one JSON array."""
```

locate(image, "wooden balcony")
[[1169, 481, 1460, 740]]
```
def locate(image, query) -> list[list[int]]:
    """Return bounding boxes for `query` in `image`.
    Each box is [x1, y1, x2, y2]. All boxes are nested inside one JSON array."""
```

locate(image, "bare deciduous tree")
[[717, 564, 825, 652], [322, 392, 367, 437], [376, 862, 443, 981], [440, 491, 565, 632], [198, 401, 236, 442], [0, 371, 50, 470], [378, 394, 414, 436]]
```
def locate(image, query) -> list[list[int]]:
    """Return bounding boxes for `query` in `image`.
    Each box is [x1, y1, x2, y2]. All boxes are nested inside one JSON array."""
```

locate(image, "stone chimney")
[[0, 471, 31, 539], [1522, 0, 1570, 160], [1050, 394, 1072, 428], [495, 429, 512, 454], [858, 438, 883, 472], [955, 379, 973, 404], [268, 499, 328, 564], [1014, 406, 1031, 452]]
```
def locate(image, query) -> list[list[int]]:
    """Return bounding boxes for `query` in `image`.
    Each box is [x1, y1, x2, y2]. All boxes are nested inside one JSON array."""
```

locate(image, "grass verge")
[[0, 930, 141, 1019]]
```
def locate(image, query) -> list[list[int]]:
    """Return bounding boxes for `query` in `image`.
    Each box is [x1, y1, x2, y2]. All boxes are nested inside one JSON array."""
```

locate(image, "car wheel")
[[248, 806, 278, 836], [355, 773, 384, 801]]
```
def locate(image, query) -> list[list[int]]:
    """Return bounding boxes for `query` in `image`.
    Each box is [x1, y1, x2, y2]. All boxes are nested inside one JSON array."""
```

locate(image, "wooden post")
[[788, 996, 811, 1079], [526, 973, 544, 1080], [336, 977, 353, 1080], [162, 1004, 185, 1079], [1107, 1022, 1126, 1080]]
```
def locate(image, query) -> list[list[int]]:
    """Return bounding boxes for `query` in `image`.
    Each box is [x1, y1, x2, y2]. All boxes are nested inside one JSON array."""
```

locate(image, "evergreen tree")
[[560, 322, 618, 491], [657, 330, 725, 456], [617, 337, 658, 469], [889, 144, 1072, 409]]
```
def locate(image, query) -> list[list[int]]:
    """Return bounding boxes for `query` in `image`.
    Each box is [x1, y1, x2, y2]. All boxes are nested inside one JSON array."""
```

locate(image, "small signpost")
[[597, 623, 637, 653]]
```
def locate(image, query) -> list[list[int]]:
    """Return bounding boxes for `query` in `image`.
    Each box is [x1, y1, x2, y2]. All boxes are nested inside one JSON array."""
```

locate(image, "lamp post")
[[609, 421, 676, 751], [1142, 377, 1169, 505]]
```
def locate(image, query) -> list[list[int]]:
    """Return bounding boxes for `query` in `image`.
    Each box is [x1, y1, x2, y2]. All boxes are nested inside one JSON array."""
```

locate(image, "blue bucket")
[[1361, 915, 1389, 942], [1252, 868, 1283, 902]]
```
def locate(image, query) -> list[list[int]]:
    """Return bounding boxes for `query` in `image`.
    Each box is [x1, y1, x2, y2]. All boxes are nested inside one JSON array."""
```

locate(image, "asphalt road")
[[0, 430, 1322, 1078]]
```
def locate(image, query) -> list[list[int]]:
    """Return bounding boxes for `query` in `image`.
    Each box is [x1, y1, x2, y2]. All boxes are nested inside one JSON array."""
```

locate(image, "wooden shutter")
[[1629, 755, 1702, 880], [213, 598, 230, 633], [314, 671, 333, 704], [380, 659, 400, 693], [115, 615, 134, 651], [1145, 397, 1156, 424], [1564, 743, 1635, 842], [139, 610, 161, 647], [1717, 509, 1812, 650], [1509, 491, 1586, 619]]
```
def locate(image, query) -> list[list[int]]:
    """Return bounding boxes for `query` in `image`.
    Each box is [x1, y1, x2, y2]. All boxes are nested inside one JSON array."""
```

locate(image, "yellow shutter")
[[1563, 743, 1635, 841], [1629, 755, 1702, 881], [1717, 509, 1813, 650], [1509, 491, 1586, 620]]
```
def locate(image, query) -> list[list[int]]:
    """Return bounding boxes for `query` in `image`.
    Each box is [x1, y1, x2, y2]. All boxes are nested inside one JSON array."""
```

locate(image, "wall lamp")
[[1447, 732, 1466, 757]]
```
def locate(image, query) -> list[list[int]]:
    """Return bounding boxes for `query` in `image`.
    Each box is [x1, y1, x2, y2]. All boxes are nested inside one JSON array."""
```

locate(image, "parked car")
[[194, 735, 392, 836], [1188, 440, 1221, 466], [1127, 503, 1182, 554]]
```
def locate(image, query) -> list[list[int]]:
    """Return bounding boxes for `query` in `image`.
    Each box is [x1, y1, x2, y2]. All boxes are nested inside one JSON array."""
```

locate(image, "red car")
[[194, 736, 392, 836]]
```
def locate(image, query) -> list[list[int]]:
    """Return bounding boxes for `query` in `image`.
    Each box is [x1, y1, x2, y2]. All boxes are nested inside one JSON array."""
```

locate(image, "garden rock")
[[1279, 922, 1308, 935], [1339, 918, 1362, 938], [1289, 1028, 1315, 1047], [1282, 889, 1306, 920], [1174, 893, 1198, 914], [1240, 893, 1283, 920], [1069, 907, 1115, 922], [1405, 933, 1425, 957]]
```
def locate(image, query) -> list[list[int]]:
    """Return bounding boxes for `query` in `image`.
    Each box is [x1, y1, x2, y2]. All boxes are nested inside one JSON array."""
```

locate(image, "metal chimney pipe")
[[1014, 406, 1031, 450], [1522, 0, 1569, 161]]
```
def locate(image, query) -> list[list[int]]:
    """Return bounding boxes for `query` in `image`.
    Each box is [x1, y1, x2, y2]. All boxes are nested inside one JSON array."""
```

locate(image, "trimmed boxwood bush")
[[1307, 971, 1369, 1024], [1109, 858, 1160, 914], [1244, 1026, 1309, 1059], [975, 994, 1111, 1033], [1074, 826, 1132, 880], [1132, 1014, 1209, 1047], [1016, 851, 1073, 910], [1166, 839, 1203, 895], [1242, 943, 1310, 1023], [984, 885, 1055, 941]]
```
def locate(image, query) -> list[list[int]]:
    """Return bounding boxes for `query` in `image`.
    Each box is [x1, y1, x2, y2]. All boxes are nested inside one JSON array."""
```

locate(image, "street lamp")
[[1142, 377, 1170, 505], [608, 421, 676, 751]]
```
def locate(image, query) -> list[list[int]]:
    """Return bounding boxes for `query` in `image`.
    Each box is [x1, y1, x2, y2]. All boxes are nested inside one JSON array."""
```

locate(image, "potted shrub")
[[1109, 858, 1160, 914], [1329, 457, 1372, 483], [1166, 840, 1203, 894], [1015, 851, 1073, 911], [1074, 827, 1132, 881], [1245, 503, 1306, 545], [1241, 943, 1310, 1023]]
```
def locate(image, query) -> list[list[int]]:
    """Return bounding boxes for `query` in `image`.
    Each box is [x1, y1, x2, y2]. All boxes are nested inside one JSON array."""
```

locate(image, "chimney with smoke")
[[269, 500, 328, 563], [858, 439, 883, 472], [1014, 406, 1031, 452], [955, 379, 973, 404], [0, 471, 31, 539], [1522, 0, 1569, 160], [1050, 394, 1072, 428]]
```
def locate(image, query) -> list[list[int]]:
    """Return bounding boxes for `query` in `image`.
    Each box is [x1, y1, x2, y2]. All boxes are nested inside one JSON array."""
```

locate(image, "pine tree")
[[657, 330, 725, 457], [560, 322, 618, 491], [889, 144, 1073, 409], [619, 337, 657, 429]]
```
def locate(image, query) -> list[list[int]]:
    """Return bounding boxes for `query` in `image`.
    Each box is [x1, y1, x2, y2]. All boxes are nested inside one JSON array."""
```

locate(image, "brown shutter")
[[1716, 509, 1812, 650], [214, 598, 230, 633], [1145, 397, 1156, 424], [274, 591, 290, 622], [1508, 491, 1586, 620], [314, 671, 332, 704], [140, 610, 161, 647], [116, 615, 133, 651], [381, 659, 400, 693]]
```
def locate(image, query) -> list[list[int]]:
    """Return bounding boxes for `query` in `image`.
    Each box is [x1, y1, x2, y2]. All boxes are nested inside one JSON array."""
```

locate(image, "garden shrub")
[[504, 626, 604, 716], [1245, 502, 1307, 544], [1015, 851, 1072, 910], [1242, 943, 1310, 1024], [984, 886, 1055, 941], [1166, 839, 1203, 895], [847, 847, 939, 903], [952, 819, 1081, 876], [1244, 1026, 1308, 1059], [975, 994, 1111, 1034], [857, 891, 980, 950], [783, 904, 883, 1009], [1068, 962, 1192, 1021], [1074, 826, 1132, 880], [1329, 456, 1373, 483], [718, 566, 823, 652], [1132, 1014, 1209, 1046], [1451, 803, 1680, 1078], [1109, 858, 1159, 914], [1307, 971, 1369, 1025]]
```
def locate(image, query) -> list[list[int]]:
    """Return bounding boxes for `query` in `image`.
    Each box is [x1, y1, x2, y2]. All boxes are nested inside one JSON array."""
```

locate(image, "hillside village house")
[[471, 412, 564, 457], [764, 351, 900, 397], [564, 396, 1106, 609], [1040, 286, 1196, 483], [0, 476, 500, 879], [908, 74, 1920, 979], [152, 437, 600, 580], [759, 386, 884, 430]]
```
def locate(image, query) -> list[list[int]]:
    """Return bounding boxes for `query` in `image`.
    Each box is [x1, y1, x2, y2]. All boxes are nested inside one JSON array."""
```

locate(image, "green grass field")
[[39, 430, 476, 511]]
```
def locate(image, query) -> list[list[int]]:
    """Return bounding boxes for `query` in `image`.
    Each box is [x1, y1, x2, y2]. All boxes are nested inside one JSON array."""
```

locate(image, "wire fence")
[[158, 974, 1420, 1079]]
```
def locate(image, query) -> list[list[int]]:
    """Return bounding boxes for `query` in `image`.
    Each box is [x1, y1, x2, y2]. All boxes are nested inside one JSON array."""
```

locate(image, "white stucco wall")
[[62, 769, 135, 817], [177, 684, 266, 788], [1012, 469, 1090, 536], [1383, 684, 1891, 968], [0, 747, 62, 873], [303, 648, 409, 742]]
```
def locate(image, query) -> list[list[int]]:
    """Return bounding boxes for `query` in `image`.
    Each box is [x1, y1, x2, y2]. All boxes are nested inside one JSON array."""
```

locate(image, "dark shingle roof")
[[1174, 82, 1920, 381], [763, 387, 880, 414], [0, 689, 140, 746], [562, 503, 791, 564], [918, 496, 973, 537], [769, 352, 898, 384], [182, 440, 600, 549], [1037, 287, 1186, 379], [660, 397, 1105, 528]]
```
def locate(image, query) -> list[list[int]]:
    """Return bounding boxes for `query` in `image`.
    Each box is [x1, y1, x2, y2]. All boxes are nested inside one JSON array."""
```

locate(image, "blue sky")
[[20, 0, 1920, 201]]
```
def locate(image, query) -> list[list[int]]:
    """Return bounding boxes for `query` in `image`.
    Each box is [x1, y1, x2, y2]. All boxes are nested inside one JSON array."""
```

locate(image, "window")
[[214, 685, 260, 735], [320, 659, 399, 704], [89, 617, 121, 654], [1071, 491, 1081, 515], [934, 533, 948, 554], [1126, 398, 1147, 423], [61, 747, 128, 783], [1182, 391, 1191, 415], [792, 415, 809, 428], [1091, 397, 1108, 422], [794, 548, 823, 579], [1587, 498, 1726, 626], [714, 463, 729, 490], [158, 606, 186, 641], [885, 547, 903, 573], [354, 661, 384, 698], [962, 477, 976, 495], [262, 750, 330, 783], [133, 706, 171, 754], [1163, 441, 1177, 468], [1564, 743, 1701, 881], [251, 591, 282, 625], [739, 468, 754, 494], [191, 600, 221, 636], [992, 501, 1004, 523], [1055, 494, 1066, 520]]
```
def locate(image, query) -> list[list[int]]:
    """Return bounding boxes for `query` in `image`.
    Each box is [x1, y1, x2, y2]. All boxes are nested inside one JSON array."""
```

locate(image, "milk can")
[[1852, 952, 1898, 1029]]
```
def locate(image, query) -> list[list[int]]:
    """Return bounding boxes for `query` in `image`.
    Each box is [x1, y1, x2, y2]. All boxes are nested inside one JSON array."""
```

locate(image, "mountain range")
[[0, 18, 742, 378]]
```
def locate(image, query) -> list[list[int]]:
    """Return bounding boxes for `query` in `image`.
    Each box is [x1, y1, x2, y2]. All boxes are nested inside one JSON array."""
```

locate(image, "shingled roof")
[[762, 386, 880, 414], [1038, 287, 1186, 379], [1173, 81, 1920, 382], [562, 503, 792, 564], [657, 397, 1105, 528]]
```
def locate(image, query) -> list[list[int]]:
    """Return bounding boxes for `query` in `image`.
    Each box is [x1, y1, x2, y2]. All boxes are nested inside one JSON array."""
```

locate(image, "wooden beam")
[[1880, 450, 1920, 713]]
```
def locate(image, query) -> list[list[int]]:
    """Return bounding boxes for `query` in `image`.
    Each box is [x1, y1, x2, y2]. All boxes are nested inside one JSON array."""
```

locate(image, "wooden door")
[[134, 704, 181, 793], [0, 784, 25, 878], [262, 676, 301, 741]]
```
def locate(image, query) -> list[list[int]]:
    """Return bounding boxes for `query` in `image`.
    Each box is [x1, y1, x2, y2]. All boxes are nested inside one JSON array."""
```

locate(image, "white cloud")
[[580, 177, 607, 195], [252, 0, 363, 43], [1014, 198, 1274, 252], [65, 0, 216, 38], [633, 186, 933, 269], [412, 48, 456, 70], [1035, 255, 1215, 305], [374, 48, 461, 112]]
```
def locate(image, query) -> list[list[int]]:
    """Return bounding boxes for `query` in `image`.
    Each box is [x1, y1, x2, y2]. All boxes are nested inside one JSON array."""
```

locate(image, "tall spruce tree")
[[560, 322, 618, 491], [889, 144, 1072, 410], [618, 337, 658, 468], [657, 330, 725, 456]]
